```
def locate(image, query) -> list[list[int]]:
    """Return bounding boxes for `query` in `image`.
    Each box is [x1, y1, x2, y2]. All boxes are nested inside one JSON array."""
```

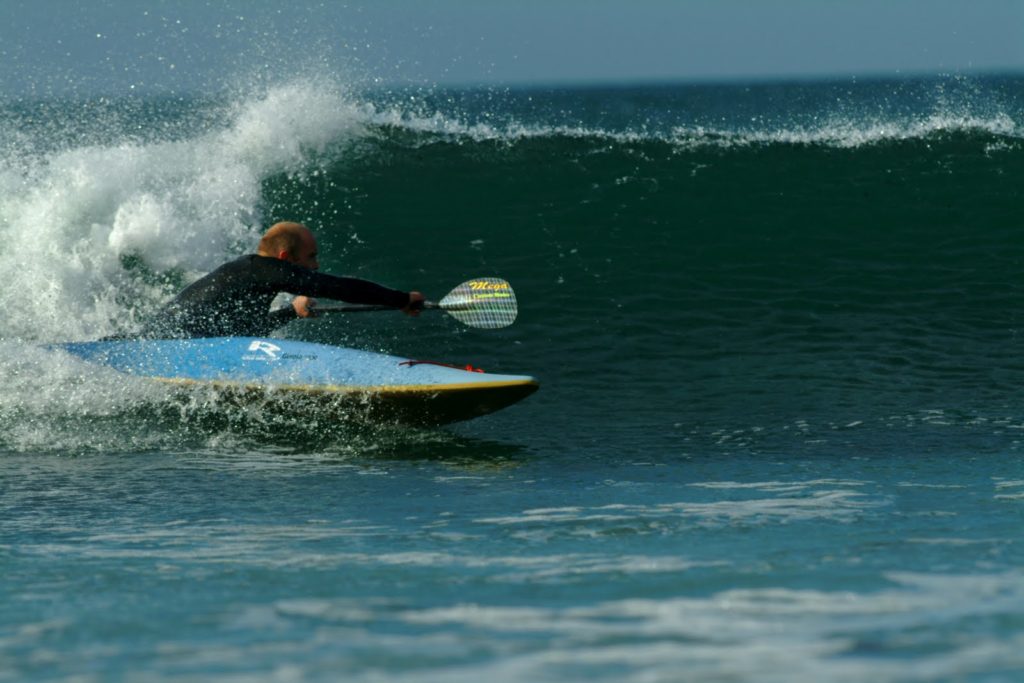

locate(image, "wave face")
[[4, 75, 1024, 683], [2, 75, 1023, 434]]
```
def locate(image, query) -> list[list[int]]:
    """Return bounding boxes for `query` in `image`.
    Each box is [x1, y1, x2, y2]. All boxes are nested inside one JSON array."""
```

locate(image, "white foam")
[[0, 79, 366, 343], [356, 84, 1023, 151], [398, 571, 1024, 682], [254, 570, 1024, 683], [669, 110, 1021, 149], [475, 486, 886, 530], [328, 76, 1024, 156]]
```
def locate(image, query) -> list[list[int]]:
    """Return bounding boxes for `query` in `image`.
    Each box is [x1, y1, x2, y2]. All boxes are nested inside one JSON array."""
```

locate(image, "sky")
[[1, 0, 1022, 95]]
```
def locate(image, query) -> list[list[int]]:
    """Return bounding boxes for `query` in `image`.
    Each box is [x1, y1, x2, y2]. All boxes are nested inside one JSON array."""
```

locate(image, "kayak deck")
[[55, 337, 539, 425]]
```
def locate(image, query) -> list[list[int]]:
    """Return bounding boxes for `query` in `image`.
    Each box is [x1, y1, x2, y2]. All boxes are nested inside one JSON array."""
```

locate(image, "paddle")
[[313, 277, 518, 329]]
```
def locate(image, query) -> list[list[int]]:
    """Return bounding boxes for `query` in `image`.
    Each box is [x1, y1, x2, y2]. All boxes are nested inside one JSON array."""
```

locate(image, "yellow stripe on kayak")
[[152, 377, 539, 395]]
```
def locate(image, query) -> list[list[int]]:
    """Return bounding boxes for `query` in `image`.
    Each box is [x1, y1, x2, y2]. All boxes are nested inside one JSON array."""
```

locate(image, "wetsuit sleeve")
[[256, 257, 411, 308]]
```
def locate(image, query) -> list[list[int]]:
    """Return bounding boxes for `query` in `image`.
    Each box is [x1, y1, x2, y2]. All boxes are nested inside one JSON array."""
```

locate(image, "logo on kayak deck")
[[243, 340, 281, 361]]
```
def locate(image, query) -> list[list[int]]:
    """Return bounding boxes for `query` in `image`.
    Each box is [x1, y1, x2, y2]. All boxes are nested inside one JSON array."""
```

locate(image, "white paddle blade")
[[439, 278, 518, 329]]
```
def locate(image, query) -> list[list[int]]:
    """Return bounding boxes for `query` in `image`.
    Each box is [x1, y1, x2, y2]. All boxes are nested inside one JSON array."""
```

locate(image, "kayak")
[[54, 337, 539, 425]]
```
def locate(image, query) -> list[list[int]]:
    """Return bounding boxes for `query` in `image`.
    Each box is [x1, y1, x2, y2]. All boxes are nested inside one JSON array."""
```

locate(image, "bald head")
[[258, 221, 319, 270]]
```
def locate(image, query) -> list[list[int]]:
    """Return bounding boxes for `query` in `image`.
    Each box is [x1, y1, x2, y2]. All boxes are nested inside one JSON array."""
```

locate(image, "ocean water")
[[3, 74, 1024, 682]]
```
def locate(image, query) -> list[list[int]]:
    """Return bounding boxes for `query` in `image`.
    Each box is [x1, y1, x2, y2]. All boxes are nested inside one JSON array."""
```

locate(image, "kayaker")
[[143, 221, 424, 338]]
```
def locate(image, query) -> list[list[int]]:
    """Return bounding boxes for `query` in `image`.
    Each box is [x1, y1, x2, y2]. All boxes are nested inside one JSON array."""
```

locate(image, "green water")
[[3, 76, 1024, 682]]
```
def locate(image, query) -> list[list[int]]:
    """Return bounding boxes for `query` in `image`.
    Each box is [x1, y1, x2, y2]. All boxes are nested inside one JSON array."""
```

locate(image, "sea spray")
[[0, 80, 370, 343]]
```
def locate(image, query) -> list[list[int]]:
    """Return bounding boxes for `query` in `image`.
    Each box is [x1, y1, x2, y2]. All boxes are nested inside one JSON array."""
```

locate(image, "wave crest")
[[0, 79, 365, 341]]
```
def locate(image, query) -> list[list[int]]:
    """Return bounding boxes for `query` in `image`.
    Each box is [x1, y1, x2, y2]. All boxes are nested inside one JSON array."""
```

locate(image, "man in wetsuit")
[[147, 221, 424, 338]]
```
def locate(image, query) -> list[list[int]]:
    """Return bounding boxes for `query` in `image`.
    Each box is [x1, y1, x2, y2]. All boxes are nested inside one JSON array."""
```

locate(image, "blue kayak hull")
[[54, 337, 539, 425]]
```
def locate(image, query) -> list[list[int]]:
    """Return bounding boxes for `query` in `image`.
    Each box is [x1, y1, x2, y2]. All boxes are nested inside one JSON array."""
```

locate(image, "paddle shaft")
[[314, 301, 439, 314], [303, 277, 517, 329]]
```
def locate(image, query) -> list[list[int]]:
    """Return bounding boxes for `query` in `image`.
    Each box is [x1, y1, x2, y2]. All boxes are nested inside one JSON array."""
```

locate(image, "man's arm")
[[257, 257, 412, 308]]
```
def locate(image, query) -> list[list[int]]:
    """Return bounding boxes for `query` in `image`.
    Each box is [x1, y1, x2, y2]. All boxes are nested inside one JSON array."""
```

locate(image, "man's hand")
[[293, 295, 318, 318], [403, 291, 425, 316]]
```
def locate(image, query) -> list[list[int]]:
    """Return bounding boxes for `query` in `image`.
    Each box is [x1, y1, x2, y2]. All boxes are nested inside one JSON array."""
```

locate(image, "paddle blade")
[[439, 278, 518, 329]]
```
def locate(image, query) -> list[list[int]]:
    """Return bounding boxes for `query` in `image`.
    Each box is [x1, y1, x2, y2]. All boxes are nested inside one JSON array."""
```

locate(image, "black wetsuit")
[[144, 255, 409, 338]]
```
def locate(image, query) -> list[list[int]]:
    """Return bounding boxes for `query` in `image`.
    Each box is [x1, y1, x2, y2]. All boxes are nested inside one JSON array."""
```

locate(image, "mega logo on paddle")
[[467, 280, 513, 301], [468, 280, 510, 291]]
